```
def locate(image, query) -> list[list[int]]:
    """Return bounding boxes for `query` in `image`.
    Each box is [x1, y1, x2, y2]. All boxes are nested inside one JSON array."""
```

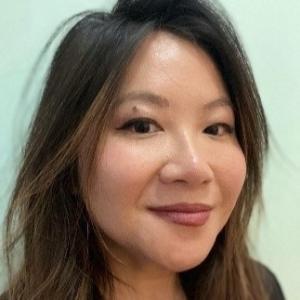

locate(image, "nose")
[[159, 132, 214, 186]]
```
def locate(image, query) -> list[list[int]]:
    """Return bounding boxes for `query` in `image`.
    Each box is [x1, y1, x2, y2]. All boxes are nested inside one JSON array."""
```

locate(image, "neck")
[[113, 273, 186, 300], [104, 257, 187, 300]]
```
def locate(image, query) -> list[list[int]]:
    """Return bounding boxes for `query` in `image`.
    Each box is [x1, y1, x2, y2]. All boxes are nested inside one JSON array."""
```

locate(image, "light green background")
[[1, 1, 299, 299]]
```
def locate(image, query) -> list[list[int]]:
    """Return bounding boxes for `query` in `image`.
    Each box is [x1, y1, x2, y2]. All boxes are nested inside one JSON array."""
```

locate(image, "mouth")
[[147, 202, 212, 227]]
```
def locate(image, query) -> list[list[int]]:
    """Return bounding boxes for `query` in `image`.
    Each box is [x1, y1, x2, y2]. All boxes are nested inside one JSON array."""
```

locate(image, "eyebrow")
[[118, 91, 233, 111]]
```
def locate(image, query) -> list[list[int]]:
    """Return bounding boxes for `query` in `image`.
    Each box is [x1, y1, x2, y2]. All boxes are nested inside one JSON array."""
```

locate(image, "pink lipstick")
[[148, 202, 212, 226]]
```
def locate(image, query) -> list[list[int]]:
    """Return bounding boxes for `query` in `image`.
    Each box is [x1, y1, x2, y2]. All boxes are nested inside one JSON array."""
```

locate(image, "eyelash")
[[117, 117, 235, 137]]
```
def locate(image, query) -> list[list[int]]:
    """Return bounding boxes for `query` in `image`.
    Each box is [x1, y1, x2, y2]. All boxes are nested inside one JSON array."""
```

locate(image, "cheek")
[[94, 138, 153, 199], [88, 137, 156, 230], [214, 146, 246, 217]]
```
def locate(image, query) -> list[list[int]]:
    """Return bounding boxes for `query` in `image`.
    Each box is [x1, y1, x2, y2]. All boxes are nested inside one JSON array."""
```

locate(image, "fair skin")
[[84, 31, 247, 300]]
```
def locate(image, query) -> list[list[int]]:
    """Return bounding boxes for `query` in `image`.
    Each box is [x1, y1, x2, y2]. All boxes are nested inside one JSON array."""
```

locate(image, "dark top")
[[0, 262, 285, 300], [257, 261, 286, 300]]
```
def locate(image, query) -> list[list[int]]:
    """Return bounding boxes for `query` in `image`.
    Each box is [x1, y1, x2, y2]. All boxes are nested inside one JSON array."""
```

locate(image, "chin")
[[162, 249, 212, 273]]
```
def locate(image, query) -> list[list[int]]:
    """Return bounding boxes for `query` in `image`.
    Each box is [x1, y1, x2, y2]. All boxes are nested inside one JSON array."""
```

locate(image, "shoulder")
[[0, 290, 9, 300], [253, 260, 286, 300], [0, 292, 8, 300]]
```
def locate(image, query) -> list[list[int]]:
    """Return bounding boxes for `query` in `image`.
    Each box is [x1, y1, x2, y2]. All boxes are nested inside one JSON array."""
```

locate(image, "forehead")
[[117, 90, 233, 113], [117, 30, 232, 113]]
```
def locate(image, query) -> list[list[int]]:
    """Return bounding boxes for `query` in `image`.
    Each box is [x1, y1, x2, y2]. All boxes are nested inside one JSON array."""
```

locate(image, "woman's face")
[[85, 31, 246, 273]]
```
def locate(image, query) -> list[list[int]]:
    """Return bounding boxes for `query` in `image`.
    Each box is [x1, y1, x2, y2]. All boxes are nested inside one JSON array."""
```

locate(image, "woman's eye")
[[118, 118, 234, 137], [204, 123, 235, 136], [117, 118, 160, 134]]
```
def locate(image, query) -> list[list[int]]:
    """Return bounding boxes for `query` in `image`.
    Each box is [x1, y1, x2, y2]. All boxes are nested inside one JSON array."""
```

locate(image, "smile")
[[148, 209, 211, 226]]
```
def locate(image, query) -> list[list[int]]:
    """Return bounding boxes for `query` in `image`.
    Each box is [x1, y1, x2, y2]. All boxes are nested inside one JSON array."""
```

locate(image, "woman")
[[1, 0, 286, 299]]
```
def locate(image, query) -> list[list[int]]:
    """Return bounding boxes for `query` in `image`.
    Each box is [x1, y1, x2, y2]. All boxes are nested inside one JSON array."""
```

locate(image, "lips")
[[148, 202, 212, 213], [147, 202, 212, 226]]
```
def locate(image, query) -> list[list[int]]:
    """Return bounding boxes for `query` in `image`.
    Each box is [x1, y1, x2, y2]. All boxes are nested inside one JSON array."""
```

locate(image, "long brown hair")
[[2, 0, 270, 299]]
